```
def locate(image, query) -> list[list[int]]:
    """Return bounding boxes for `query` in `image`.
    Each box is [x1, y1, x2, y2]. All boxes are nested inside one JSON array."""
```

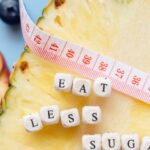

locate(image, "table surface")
[[0, 0, 47, 69]]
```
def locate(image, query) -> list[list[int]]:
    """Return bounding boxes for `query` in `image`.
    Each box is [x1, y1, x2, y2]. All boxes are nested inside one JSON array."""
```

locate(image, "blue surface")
[[0, 0, 47, 70]]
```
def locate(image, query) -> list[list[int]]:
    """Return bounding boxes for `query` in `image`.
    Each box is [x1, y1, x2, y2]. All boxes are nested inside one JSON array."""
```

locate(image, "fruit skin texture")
[[0, 0, 20, 25], [0, 52, 9, 113], [1, 0, 150, 150]]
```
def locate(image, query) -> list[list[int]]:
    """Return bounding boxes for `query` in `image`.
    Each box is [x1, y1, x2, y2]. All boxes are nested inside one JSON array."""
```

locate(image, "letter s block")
[[82, 106, 101, 124], [82, 134, 101, 150], [60, 108, 80, 128]]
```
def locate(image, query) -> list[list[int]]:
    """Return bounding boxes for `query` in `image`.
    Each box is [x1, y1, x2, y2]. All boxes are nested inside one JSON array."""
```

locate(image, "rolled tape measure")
[[19, 0, 150, 104]]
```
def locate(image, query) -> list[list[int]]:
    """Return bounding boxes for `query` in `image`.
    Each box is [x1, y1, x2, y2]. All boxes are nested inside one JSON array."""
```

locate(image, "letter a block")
[[141, 137, 150, 150], [82, 106, 101, 124], [72, 78, 92, 96]]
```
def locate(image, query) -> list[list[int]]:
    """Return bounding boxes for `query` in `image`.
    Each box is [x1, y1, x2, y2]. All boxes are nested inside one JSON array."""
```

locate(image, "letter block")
[[140, 137, 150, 150], [23, 113, 43, 132], [72, 78, 92, 96], [40, 105, 60, 125], [54, 73, 73, 92], [82, 134, 101, 150], [121, 134, 139, 150], [93, 77, 112, 97], [82, 106, 101, 124], [60, 108, 80, 128], [102, 133, 120, 150]]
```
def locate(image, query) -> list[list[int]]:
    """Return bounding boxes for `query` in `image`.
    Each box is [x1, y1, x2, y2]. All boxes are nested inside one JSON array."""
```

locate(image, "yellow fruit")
[[0, 0, 150, 149]]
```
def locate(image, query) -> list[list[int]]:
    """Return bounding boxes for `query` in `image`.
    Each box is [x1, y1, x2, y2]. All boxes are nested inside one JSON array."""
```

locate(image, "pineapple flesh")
[[0, 0, 150, 149]]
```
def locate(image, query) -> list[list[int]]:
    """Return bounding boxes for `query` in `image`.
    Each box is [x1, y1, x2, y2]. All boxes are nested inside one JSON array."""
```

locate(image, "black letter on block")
[[30, 119, 38, 127], [48, 110, 54, 119], [101, 83, 108, 92], [59, 79, 65, 88], [79, 85, 86, 93], [90, 140, 96, 149], [68, 114, 74, 123], [92, 113, 98, 122], [108, 139, 115, 148], [127, 140, 135, 148]]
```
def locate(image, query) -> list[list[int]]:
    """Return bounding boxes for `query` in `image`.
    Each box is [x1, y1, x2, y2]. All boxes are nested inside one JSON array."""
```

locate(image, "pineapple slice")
[[0, 0, 150, 149]]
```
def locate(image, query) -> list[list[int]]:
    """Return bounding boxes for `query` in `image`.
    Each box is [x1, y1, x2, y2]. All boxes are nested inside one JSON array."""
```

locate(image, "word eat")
[[54, 73, 112, 97]]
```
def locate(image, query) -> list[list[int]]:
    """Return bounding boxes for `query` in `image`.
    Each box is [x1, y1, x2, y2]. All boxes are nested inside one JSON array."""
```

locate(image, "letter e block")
[[40, 105, 60, 125], [54, 73, 73, 92]]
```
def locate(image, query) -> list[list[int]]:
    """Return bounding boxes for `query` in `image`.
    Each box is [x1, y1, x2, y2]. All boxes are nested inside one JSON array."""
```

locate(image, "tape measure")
[[19, 0, 150, 104]]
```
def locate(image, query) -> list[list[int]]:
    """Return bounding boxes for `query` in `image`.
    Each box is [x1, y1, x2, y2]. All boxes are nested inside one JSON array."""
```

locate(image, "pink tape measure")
[[19, 0, 150, 104]]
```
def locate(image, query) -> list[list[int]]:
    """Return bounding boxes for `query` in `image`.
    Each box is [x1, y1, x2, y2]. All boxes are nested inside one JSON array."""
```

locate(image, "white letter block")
[[141, 136, 150, 150], [102, 133, 120, 150], [54, 73, 73, 92], [93, 77, 112, 97], [40, 105, 60, 125], [121, 134, 139, 150], [60, 108, 80, 128], [72, 78, 92, 96], [82, 106, 101, 124], [82, 134, 101, 150], [23, 113, 43, 132]]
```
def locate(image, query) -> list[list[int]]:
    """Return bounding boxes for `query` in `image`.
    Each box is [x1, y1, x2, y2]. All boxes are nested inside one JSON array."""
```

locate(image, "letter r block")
[[54, 73, 73, 92]]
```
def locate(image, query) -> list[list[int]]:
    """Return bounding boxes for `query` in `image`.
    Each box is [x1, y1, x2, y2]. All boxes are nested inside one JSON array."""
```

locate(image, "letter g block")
[[121, 134, 139, 150]]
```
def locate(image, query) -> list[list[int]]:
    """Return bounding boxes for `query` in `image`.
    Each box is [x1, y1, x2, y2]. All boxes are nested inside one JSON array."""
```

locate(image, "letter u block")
[[102, 133, 120, 150]]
